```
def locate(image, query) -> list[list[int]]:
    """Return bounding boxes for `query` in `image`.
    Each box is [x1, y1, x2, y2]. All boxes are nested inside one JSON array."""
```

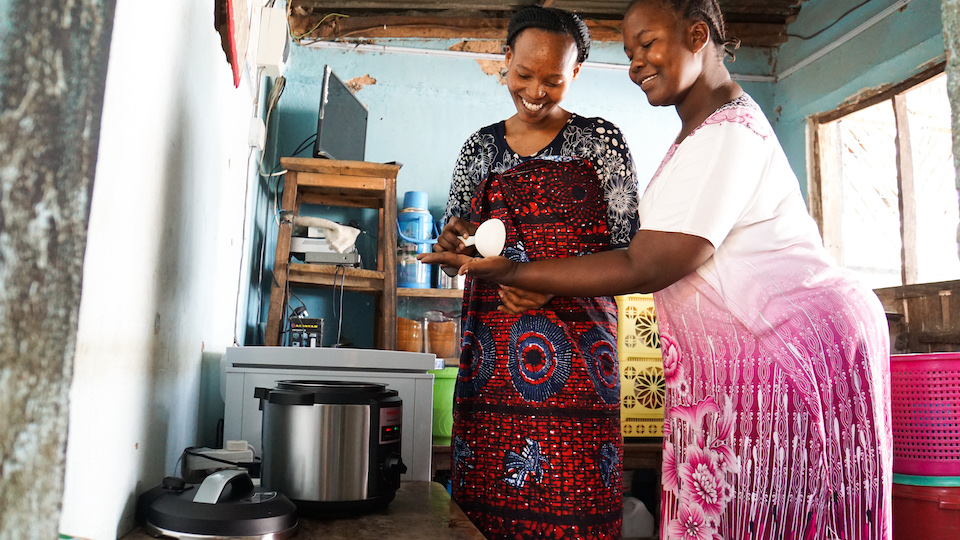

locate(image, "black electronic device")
[[313, 65, 368, 162], [289, 317, 323, 347]]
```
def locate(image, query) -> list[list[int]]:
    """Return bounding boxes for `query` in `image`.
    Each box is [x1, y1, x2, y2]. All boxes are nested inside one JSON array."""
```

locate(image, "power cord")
[[179, 446, 262, 480], [332, 265, 347, 346], [258, 75, 287, 179], [786, 0, 871, 40]]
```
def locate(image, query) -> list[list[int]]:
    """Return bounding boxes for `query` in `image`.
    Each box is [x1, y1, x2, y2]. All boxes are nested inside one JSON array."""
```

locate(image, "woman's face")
[[504, 28, 581, 124], [622, 1, 705, 107]]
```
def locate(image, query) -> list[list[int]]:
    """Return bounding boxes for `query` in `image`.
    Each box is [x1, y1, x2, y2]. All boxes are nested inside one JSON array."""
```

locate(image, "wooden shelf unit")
[[265, 157, 400, 349]]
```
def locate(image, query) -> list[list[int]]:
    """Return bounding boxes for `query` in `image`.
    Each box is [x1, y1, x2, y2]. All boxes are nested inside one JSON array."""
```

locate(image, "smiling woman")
[[428, 6, 642, 540], [445, 1, 895, 538]]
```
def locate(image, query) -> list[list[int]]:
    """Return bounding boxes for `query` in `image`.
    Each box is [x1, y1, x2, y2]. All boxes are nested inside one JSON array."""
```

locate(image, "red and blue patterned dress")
[[446, 115, 639, 539]]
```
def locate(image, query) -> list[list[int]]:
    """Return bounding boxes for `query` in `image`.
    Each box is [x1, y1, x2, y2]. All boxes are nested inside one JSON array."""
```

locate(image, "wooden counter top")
[[123, 481, 485, 540]]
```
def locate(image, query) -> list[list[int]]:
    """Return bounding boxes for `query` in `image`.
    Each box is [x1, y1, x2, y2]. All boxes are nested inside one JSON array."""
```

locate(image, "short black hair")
[[506, 6, 591, 64]]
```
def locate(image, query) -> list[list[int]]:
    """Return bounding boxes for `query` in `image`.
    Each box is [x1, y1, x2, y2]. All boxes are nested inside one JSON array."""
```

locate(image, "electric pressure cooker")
[[256, 380, 407, 515]]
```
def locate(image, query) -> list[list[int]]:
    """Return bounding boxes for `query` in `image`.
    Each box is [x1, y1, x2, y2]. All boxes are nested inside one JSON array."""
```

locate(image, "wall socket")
[[248, 116, 266, 149]]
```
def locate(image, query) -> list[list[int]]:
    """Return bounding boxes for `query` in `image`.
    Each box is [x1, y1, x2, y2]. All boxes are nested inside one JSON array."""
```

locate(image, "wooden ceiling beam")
[[290, 13, 625, 42], [289, 13, 783, 46]]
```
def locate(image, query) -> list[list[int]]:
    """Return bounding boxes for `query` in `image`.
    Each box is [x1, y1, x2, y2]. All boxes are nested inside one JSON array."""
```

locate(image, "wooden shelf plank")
[[288, 263, 385, 293], [294, 172, 389, 193], [398, 288, 464, 299], [299, 192, 383, 209], [280, 157, 401, 178]]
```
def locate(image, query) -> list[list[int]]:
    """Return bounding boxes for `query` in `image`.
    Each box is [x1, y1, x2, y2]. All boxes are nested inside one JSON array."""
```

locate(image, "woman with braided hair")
[[432, 5, 641, 539], [425, 0, 893, 538]]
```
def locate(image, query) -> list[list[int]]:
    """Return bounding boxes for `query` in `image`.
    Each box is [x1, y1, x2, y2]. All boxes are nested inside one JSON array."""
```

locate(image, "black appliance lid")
[[144, 470, 297, 539], [264, 380, 401, 406], [277, 380, 385, 393]]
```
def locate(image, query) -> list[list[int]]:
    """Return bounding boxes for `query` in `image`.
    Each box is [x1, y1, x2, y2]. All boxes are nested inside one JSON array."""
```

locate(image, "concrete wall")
[[945, 0, 960, 255], [0, 1, 115, 538], [55, 0, 256, 537], [250, 38, 775, 346], [773, 0, 947, 194]]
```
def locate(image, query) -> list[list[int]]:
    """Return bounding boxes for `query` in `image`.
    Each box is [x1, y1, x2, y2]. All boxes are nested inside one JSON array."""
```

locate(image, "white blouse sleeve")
[[639, 122, 769, 249]]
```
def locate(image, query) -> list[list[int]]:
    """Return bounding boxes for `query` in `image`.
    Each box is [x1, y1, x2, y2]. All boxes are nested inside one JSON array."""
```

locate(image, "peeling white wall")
[[57, 0, 255, 537]]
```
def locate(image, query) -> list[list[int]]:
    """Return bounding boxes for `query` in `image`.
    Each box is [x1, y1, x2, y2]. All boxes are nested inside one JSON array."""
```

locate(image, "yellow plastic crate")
[[615, 294, 664, 438]]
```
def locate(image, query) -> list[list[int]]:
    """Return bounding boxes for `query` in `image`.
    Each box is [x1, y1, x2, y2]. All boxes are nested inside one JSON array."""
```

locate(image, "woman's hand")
[[428, 216, 477, 276], [417, 250, 474, 272], [436, 216, 476, 255], [459, 256, 518, 282], [498, 285, 553, 314]]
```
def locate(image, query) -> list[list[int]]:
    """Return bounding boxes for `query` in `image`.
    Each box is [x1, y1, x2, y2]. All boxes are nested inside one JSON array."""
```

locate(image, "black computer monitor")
[[313, 65, 368, 161]]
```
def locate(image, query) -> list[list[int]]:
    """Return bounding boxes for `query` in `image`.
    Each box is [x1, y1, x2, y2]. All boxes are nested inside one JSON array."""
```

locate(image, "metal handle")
[[397, 218, 439, 245], [193, 469, 253, 504]]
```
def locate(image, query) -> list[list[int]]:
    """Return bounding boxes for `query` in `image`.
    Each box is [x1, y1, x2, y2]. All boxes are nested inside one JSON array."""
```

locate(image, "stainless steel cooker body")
[[257, 380, 405, 513]]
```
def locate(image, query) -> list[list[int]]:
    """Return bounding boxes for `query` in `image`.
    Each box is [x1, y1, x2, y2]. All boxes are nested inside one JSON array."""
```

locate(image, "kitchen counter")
[[123, 481, 485, 540]]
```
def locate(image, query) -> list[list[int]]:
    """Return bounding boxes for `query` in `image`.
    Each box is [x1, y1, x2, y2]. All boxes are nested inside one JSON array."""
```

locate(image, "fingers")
[[436, 216, 477, 254], [498, 285, 552, 313], [417, 251, 462, 268], [418, 251, 467, 268]]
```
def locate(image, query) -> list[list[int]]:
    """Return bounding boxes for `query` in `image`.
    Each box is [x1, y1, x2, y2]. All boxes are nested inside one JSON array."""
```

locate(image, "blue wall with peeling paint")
[[773, 0, 946, 193], [253, 38, 776, 346]]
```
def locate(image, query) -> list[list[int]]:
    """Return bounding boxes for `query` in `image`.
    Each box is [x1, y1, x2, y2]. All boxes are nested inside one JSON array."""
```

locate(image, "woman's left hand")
[[498, 285, 553, 314]]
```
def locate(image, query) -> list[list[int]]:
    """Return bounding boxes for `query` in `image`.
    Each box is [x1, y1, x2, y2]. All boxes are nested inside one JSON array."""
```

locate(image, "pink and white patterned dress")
[[639, 95, 892, 540]]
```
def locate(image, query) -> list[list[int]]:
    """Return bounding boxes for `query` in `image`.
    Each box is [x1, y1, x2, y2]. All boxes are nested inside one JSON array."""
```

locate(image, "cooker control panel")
[[379, 406, 402, 444]]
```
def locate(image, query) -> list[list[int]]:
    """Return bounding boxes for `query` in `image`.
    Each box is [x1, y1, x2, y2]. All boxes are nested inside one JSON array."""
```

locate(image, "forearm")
[[501, 250, 653, 297], [488, 230, 715, 297]]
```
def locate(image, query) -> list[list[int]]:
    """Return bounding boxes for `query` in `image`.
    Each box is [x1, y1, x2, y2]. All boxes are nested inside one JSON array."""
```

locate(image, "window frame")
[[807, 61, 949, 286]]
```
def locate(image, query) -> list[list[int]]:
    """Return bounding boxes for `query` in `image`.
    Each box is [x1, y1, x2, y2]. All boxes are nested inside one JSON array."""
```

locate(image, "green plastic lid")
[[893, 473, 960, 487]]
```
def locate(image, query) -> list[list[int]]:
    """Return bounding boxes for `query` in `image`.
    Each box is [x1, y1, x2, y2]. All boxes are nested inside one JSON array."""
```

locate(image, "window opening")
[[812, 70, 958, 289]]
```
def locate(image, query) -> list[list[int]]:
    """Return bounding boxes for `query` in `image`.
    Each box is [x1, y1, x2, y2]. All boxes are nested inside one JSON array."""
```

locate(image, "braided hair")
[[628, 0, 741, 60], [506, 6, 591, 64]]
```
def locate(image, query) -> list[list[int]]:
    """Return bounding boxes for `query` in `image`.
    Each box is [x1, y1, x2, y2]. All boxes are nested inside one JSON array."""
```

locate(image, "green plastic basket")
[[894, 473, 960, 487], [429, 367, 458, 445]]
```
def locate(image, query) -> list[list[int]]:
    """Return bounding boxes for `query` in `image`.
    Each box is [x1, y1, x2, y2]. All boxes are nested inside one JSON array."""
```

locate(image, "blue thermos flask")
[[397, 191, 437, 288]]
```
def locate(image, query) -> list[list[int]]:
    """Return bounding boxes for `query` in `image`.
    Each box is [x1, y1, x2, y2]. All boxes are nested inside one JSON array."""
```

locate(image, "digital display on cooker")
[[380, 424, 401, 443]]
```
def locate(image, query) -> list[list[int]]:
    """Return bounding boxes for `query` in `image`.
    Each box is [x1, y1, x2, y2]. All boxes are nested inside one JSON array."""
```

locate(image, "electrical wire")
[[332, 265, 347, 346], [291, 132, 318, 157], [257, 75, 287, 178], [292, 12, 349, 41], [255, 129, 322, 341], [271, 131, 318, 226], [786, 0, 872, 41]]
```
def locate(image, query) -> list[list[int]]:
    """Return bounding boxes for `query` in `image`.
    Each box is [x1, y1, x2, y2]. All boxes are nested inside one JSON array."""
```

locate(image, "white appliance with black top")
[[221, 347, 437, 482]]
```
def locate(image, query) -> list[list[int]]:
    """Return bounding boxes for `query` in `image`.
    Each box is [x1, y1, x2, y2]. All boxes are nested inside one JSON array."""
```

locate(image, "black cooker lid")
[[142, 471, 297, 538], [262, 380, 401, 406]]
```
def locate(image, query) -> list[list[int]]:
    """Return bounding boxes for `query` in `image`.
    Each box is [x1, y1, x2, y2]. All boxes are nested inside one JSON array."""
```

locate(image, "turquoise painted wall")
[[773, 0, 946, 194], [252, 38, 775, 346]]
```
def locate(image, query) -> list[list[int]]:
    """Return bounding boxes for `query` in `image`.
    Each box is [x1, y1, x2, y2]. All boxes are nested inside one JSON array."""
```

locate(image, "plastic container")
[[397, 191, 437, 289], [425, 313, 460, 360], [893, 474, 960, 540], [616, 294, 664, 438], [430, 367, 458, 445], [397, 317, 423, 353], [622, 496, 655, 539], [891, 352, 960, 475]]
